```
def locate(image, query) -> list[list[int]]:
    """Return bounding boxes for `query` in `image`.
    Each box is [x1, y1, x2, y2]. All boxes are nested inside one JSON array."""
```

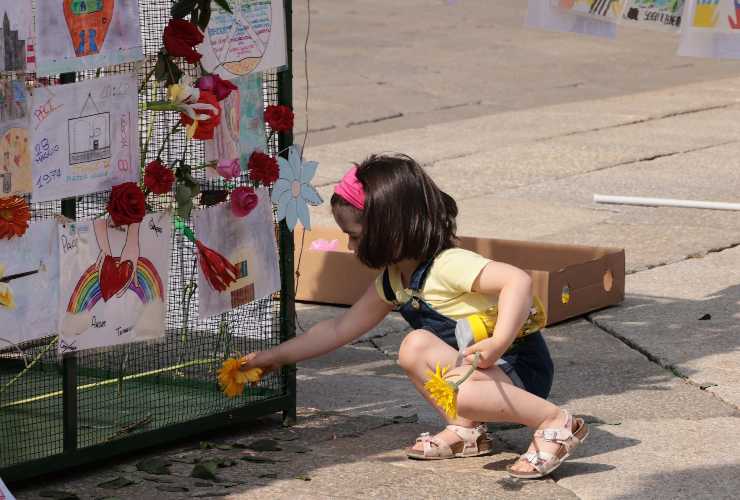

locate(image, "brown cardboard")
[[295, 226, 625, 326]]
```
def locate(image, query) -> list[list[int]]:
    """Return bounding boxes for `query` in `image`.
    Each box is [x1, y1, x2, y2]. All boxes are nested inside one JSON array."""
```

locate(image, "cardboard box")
[[294, 226, 624, 326]]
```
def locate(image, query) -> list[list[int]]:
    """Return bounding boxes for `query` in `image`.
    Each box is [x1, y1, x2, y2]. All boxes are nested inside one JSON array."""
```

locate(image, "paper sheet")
[[30, 73, 140, 203], [0, 0, 34, 72], [678, 0, 740, 59], [527, 0, 618, 38], [35, 0, 144, 75], [621, 0, 686, 30], [194, 189, 279, 319], [199, 0, 287, 80], [58, 212, 171, 352], [0, 81, 31, 196]]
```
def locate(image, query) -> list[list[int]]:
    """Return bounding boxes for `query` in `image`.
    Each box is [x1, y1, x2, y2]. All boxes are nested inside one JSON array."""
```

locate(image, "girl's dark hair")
[[331, 153, 458, 269]]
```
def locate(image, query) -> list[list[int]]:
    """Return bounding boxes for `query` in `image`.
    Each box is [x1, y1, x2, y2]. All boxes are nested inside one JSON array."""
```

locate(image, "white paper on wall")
[[35, 0, 143, 75], [620, 0, 686, 31], [199, 0, 287, 81], [30, 73, 140, 203], [58, 212, 171, 352], [0, 220, 59, 348], [194, 188, 279, 319], [0, 81, 31, 197], [527, 0, 618, 38]]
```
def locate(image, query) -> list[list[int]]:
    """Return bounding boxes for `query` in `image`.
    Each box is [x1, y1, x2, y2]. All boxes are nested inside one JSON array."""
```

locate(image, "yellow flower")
[[424, 363, 459, 420], [217, 357, 264, 398]]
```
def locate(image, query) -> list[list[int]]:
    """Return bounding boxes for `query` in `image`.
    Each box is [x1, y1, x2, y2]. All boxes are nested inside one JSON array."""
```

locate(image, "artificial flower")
[[230, 186, 258, 218], [144, 160, 175, 194], [163, 19, 204, 64], [247, 151, 279, 186], [217, 357, 263, 398], [271, 145, 323, 231], [264, 105, 294, 133], [216, 158, 241, 180], [107, 182, 146, 226], [197, 74, 238, 101], [0, 196, 30, 239], [178, 90, 221, 140]]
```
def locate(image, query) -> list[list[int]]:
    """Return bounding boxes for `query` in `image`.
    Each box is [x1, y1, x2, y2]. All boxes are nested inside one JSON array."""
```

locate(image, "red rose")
[[248, 151, 279, 186], [144, 160, 175, 194], [163, 19, 204, 64], [107, 182, 146, 226], [180, 90, 221, 140], [196, 74, 238, 101], [264, 105, 294, 133], [231, 186, 258, 218]]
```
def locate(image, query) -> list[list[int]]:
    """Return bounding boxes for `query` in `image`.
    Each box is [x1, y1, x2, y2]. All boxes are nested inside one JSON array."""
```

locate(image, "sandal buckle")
[[542, 429, 558, 441]]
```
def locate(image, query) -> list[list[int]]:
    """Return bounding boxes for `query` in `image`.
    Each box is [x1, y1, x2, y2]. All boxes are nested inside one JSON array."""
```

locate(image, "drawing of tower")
[[1, 12, 27, 72]]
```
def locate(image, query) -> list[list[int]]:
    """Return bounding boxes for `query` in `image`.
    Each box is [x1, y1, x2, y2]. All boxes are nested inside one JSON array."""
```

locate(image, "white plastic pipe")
[[593, 194, 740, 212]]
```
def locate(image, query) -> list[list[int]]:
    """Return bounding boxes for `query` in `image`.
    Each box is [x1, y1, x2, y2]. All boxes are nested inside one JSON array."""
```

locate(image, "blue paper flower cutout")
[[271, 145, 323, 230]]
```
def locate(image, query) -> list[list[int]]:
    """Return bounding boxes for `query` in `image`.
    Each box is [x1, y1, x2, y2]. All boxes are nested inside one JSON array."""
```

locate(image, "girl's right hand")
[[240, 351, 282, 379]]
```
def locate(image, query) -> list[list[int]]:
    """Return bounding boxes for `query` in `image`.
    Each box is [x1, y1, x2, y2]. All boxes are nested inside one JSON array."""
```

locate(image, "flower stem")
[[453, 352, 480, 388]]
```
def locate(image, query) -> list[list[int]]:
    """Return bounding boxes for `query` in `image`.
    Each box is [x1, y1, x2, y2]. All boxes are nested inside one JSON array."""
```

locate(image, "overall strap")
[[408, 259, 435, 292], [381, 268, 396, 303]]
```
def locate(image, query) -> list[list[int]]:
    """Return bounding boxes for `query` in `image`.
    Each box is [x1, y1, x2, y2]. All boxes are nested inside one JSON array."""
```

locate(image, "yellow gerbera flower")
[[217, 357, 264, 398]]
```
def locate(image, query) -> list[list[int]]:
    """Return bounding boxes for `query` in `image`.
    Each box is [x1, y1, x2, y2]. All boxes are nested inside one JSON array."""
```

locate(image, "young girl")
[[241, 153, 588, 478]]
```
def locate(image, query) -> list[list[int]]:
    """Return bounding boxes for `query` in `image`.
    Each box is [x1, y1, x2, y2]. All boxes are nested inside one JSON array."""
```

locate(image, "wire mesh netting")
[[0, 0, 291, 472]]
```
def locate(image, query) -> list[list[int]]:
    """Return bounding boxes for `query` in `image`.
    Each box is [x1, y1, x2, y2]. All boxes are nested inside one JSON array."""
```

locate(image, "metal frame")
[[1, 0, 296, 484]]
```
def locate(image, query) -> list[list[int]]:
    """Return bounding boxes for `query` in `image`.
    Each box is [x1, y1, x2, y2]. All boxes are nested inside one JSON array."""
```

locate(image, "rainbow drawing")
[[67, 257, 164, 314]]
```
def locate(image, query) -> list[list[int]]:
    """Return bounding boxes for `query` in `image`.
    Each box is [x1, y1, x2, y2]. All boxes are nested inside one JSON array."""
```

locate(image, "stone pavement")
[[10, 1, 740, 499]]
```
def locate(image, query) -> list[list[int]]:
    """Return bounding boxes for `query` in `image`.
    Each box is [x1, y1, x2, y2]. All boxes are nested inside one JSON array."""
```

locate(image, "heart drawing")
[[204, 0, 273, 76], [63, 0, 115, 57], [99, 255, 133, 301]]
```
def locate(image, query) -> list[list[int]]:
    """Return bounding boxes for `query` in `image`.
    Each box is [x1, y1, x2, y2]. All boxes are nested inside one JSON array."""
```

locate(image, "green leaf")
[[171, 0, 197, 19], [190, 461, 219, 480], [154, 52, 168, 82], [212, 0, 233, 14], [198, 0, 212, 30], [175, 184, 195, 219]]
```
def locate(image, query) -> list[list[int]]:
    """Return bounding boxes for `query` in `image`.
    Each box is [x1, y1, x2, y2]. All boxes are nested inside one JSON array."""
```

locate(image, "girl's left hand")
[[462, 341, 498, 370]]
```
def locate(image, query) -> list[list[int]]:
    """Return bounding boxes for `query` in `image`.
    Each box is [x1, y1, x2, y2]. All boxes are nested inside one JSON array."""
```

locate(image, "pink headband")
[[334, 165, 365, 210]]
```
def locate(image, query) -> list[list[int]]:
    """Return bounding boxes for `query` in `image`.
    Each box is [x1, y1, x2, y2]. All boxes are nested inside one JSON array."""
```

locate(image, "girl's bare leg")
[[398, 329, 571, 473]]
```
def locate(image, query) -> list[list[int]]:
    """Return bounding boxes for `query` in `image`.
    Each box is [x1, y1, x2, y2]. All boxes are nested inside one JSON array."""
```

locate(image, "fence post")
[[278, 0, 297, 426]]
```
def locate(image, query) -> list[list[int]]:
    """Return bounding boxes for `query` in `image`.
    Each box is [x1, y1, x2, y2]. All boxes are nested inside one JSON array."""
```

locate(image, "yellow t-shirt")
[[374, 248, 494, 321]]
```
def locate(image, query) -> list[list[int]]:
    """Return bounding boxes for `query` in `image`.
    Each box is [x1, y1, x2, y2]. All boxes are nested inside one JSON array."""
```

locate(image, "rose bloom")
[[197, 74, 238, 101], [163, 19, 204, 64], [216, 158, 241, 180], [264, 105, 294, 132], [248, 151, 279, 186], [231, 186, 258, 218], [144, 160, 175, 194], [107, 182, 146, 226]]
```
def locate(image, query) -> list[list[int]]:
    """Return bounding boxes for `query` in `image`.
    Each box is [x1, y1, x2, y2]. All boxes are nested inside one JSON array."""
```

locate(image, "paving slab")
[[591, 246, 740, 409]]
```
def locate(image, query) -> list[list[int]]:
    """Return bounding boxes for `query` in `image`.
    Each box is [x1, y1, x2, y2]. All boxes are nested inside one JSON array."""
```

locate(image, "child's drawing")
[[678, 0, 740, 59], [35, 0, 143, 75], [621, 0, 685, 29], [199, 0, 287, 80], [31, 73, 139, 203], [59, 213, 171, 351], [0, 1, 33, 72], [0, 81, 31, 196], [0, 220, 59, 347], [194, 188, 279, 319], [554, 0, 625, 19]]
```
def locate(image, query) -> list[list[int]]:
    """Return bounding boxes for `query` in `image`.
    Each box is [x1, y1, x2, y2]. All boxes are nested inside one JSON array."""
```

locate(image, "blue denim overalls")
[[381, 258, 555, 399]]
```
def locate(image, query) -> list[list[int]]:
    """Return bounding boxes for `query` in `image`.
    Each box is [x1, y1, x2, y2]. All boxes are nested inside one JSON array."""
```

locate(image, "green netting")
[[0, 0, 293, 476]]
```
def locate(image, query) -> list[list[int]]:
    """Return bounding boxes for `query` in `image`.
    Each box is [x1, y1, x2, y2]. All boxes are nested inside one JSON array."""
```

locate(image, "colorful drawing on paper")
[[527, 0, 618, 38], [554, 0, 626, 19], [35, 0, 143, 75], [194, 188, 279, 319], [677, 0, 740, 59], [0, 1, 33, 72], [30, 73, 139, 203], [0, 220, 59, 348], [59, 213, 171, 352], [621, 0, 686, 29], [205, 73, 266, 178], [0, 81, 31, 196], [199, 0, 287, 80]]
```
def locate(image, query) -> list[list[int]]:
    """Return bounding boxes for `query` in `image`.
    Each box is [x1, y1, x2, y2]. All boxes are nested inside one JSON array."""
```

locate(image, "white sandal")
[[406, 424, 493, 460], [507, 411, 589, 479]]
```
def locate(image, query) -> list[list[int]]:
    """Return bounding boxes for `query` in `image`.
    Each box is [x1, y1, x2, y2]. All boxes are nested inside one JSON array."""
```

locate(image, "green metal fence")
[[0, 0, 296, 483]]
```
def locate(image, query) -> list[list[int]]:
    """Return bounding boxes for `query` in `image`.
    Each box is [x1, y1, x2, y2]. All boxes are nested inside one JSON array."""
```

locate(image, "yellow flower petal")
[[424, 363, 458, 419]]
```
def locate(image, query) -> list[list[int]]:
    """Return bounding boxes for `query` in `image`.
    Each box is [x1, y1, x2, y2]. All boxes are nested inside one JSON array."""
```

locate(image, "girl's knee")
[[398, 329, 434, 371]]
